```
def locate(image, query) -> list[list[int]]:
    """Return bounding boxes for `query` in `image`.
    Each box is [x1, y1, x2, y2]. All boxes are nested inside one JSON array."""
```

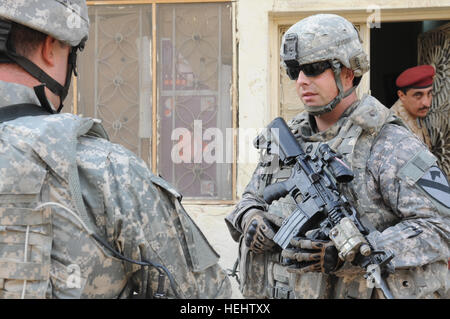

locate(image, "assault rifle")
[[257, 117, 395, 299]]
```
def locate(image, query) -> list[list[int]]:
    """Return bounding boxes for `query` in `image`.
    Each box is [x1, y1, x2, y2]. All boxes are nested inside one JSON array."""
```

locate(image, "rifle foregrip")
[[263, 181, 289, 204]]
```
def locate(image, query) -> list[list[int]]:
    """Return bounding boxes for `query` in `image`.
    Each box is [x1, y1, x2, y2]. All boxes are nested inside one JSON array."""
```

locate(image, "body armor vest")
[[0, 153, 51, 298], [0, 113, 110, 298], [0, 112, 223, 298]]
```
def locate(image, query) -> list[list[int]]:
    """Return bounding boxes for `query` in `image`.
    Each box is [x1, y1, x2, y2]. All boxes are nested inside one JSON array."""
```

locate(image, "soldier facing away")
[[0, 0, 231, 298], [225, 14, 450, 299]]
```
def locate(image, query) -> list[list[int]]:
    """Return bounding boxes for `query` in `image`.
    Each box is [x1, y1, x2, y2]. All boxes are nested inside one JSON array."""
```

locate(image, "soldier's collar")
[[305, 99, 361, 138]]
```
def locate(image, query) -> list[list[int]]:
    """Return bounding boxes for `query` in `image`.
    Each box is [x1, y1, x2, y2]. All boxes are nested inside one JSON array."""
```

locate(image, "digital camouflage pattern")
[[0, 0, 89, 46], [280, 14, 369, 77], [0, 80, 232, 298], [226, 94, 450, 299]]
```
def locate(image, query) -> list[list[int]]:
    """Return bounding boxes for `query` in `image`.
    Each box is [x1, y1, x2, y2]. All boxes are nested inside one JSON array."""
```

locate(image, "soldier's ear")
[[40, 36, 59, 67], [341, 67, 355, 90], [397, 89, 405, 100]]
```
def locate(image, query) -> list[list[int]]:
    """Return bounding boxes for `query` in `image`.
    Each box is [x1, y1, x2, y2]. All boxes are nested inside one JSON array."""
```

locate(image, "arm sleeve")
[[225, 157, 271, 242], [99, 143, 231, 298], [367, 127, 450, 269]]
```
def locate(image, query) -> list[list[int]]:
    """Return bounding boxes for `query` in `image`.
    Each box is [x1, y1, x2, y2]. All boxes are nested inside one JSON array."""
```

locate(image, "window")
[[77, 5, 153, 163], [74, 1, 235, 201], [157, 3, 233, 200]]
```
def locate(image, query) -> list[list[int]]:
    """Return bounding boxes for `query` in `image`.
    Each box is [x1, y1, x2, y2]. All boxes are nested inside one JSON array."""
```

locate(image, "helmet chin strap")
[[0, 19, 82, 113], [33, 45, 80, 113], [303, 60, 356, 116]]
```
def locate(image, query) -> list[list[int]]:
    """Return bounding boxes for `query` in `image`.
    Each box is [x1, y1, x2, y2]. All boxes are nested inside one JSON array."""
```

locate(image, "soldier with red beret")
[[391, 65, 435, 149]]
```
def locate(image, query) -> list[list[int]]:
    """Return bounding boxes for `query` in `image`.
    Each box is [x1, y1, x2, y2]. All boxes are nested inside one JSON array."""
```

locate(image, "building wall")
[[186, 204, 242, 297]]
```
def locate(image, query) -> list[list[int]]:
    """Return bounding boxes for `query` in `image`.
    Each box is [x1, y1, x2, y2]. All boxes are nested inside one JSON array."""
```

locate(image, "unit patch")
[[417, 166, 450, 208]]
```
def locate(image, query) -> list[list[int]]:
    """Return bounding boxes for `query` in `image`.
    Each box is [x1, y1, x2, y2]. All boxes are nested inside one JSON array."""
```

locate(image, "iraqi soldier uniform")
[[391, 65, 436, 150], [225, 14, 450, 299], [0, 1, 231, 299]]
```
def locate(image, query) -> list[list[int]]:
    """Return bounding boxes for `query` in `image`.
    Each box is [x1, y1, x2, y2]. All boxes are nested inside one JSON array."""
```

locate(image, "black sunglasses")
[[286, 60, 332, 80]]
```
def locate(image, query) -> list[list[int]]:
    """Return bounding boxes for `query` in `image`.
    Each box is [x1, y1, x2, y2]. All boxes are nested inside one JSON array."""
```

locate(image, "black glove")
[[281, 237, 342, 274], [241, 210, 278, 254]]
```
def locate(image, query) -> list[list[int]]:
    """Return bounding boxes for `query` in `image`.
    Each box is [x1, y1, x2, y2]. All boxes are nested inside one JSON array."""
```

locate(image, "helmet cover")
[[281, 14, 369, 77], [0, 0, 89, 47]]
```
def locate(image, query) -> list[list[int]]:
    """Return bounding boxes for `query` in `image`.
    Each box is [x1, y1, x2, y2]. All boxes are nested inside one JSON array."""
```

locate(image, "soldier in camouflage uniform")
[[225, 14, 450, 299], [391, 65, 435, 150], [0, 0, 231, 299]]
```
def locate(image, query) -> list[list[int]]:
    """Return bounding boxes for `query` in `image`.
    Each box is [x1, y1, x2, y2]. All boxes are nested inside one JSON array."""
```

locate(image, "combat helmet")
[[280, 14, 369, 116], [0, 0, 90, 112]]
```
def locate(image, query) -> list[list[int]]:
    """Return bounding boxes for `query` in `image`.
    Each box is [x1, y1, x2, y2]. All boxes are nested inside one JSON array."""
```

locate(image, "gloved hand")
[[281, 237, 342, 274], [241, 210, 279, 254]]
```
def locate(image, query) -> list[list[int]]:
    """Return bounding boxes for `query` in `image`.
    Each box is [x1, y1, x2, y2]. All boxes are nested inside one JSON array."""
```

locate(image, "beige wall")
[[271, 0, 450, 11], [186, 204, 242, 298], [185, 0, 450, 299]]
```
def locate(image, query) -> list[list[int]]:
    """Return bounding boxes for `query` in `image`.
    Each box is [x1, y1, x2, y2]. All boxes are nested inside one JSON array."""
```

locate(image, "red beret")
[[396, 65, 435, 88]]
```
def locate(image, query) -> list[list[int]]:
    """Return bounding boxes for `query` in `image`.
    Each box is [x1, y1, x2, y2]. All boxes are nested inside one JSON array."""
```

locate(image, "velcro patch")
[[397, 149, 436, 184], [417, 166, 450, 208]]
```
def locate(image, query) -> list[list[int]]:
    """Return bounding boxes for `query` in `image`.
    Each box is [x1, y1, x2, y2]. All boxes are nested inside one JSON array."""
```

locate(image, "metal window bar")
[[76, 1, 236, 203]]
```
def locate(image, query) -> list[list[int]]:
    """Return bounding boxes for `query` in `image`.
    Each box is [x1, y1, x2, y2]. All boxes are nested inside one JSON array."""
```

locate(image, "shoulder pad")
[[287, 111, 309, 132], [150, 175, 182, 200], [288, 111, 309, 127], [86, 119, 110, 140], [2, 114, 99, 181], [0, 141, 47, 196], [349, 94, 391, 133]]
